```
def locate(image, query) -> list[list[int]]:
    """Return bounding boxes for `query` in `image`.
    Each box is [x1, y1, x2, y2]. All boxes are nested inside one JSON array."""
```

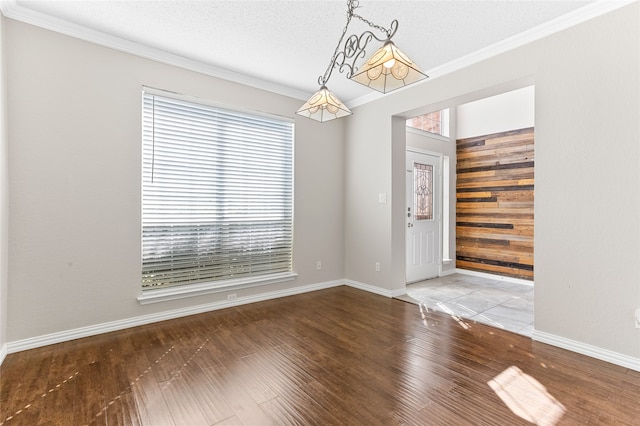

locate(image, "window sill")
[[137, 272, 298, 305], [406, 126, 451, 142]]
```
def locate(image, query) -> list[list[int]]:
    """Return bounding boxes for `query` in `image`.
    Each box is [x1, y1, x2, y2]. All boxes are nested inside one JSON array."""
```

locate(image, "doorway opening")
[[402, 86, 534, 336]]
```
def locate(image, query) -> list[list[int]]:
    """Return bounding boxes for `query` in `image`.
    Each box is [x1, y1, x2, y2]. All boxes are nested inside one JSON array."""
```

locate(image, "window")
[[141, 89, 294, 293], [407, 109, 450, 137]]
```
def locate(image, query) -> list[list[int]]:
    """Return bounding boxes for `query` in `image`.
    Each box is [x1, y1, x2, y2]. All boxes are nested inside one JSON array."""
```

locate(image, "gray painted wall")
[[345, 3, 640, 359], [0, 16, 8, 362], [5, 19, 346, 342]]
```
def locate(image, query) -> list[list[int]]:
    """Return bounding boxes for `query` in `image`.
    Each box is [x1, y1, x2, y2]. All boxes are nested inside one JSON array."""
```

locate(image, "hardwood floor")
[[1, 286, 638, 425]]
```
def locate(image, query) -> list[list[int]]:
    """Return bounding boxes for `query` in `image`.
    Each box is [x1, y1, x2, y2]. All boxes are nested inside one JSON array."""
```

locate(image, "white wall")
[[456, 86, 535, 139], [345, 3, 640, 365], [5, 20, 345, 344], [0, 15, 8, 363]]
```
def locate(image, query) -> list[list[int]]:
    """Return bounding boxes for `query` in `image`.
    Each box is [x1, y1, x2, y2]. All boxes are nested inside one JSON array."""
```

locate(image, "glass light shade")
[[296, 86, 352, 122], [350, 41, 428, 93]]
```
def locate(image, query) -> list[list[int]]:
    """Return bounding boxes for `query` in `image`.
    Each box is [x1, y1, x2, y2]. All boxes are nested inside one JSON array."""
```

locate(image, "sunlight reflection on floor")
[[419, 302, 473, 330], [403, 274, 534, 336], [488, 366, 566, 426]]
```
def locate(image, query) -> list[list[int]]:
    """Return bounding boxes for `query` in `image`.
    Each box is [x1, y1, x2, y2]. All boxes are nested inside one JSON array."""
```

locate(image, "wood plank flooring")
[[1, 286, 638, 425]]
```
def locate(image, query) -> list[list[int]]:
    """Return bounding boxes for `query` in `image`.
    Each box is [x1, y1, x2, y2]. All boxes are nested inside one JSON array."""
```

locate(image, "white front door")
[[406, 151, 441, 283]]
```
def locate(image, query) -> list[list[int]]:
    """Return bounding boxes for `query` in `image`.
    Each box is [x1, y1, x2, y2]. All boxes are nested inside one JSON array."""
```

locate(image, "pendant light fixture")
[[296, 0, 428, 122], [296, 86, 352, 123]]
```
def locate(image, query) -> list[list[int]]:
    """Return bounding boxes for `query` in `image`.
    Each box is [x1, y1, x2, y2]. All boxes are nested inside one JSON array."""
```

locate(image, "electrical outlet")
[[375, 262, 381, 272], [227, 293, 237, 301], [316, 260, 322, 270]]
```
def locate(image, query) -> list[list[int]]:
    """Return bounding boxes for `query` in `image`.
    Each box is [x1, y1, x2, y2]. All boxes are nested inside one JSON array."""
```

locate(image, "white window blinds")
[[142, 90, 294, 290]]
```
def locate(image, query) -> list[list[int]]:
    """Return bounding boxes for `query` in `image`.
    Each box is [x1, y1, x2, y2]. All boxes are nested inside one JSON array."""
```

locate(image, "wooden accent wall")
[[456, 127, 534, 280]]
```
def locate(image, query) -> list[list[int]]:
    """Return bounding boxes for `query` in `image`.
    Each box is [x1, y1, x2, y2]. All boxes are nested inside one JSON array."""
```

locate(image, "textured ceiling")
[[6, 0, 612, 105]]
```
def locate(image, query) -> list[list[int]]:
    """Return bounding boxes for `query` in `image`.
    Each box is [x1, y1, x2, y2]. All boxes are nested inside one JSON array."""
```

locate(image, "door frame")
[[406, 148, 444, 283]]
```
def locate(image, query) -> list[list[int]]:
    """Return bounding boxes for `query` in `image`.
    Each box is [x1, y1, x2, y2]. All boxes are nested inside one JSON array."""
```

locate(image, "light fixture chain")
[[351, 12, 391, 38], [319, 0, 392, 86]]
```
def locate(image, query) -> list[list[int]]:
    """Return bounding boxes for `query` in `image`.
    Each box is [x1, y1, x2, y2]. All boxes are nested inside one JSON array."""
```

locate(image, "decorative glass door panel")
[[413, 163, 433, 221]]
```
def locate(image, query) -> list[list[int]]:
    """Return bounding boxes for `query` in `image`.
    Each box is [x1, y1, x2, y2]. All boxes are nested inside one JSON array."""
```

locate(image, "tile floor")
[[399, 273, 534, 337]]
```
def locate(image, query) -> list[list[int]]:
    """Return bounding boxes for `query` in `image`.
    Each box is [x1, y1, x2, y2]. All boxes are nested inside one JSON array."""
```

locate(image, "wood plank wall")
[[456, 127, 534, 280]]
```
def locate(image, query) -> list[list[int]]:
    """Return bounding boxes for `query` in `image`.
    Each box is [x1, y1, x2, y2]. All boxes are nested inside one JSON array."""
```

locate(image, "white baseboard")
[[6, 278, 637, 374], [6, 279, 345, 354], [440, 268, 457, 277], [345, 279, 406, 298], [533, 330, 640, 372], [0, 342, 7, 366], [455, 268, 534, 287]]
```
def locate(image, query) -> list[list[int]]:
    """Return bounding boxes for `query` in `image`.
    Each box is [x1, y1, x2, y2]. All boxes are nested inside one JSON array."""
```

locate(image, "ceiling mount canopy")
[[296, 0, 428, 123]]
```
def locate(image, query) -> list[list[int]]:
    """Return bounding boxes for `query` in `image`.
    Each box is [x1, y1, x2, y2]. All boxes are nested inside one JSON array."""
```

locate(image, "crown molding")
[[0, 0, 636, 109], [0, 0, 310, 101], [346, 0, 638, 109]]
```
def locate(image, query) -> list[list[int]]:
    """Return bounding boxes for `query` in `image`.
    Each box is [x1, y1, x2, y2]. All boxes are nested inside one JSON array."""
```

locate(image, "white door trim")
[[406, 149, 444, 283]]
